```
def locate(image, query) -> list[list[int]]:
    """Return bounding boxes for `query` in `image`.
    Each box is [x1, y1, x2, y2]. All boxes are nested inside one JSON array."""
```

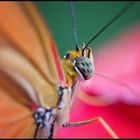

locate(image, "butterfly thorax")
[[61, 50, 82, 87]]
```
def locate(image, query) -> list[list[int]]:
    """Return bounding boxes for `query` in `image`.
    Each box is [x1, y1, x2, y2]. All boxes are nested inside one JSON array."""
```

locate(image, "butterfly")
[[0, 1, 135, 139]]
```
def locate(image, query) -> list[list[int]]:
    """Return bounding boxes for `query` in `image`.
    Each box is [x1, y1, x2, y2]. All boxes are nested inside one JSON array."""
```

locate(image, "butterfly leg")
[[48, 123, 54, 139], [56, 85, 70, 110], [34, 107, 56, 139], [62, 117, 119, 139], [33, 86, 70, 139]]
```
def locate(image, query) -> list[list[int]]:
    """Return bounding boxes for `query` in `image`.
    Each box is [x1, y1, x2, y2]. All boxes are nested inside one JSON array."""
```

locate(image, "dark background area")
[[35, 2, 140, 57]]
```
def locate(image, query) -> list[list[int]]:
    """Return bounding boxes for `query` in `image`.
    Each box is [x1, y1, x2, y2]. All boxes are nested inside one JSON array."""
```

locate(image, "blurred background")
[[35, 1, 140, 57]]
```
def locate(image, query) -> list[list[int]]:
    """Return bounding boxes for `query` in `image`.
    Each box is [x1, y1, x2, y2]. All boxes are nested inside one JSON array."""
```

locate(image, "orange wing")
[[0, 2, 65, 138], [0, 69, 36, 138], [0, 1, 64, 108]]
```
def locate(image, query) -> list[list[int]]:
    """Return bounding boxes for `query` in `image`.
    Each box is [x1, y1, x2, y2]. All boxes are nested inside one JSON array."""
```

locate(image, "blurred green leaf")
[[35, 2, 140, 57]]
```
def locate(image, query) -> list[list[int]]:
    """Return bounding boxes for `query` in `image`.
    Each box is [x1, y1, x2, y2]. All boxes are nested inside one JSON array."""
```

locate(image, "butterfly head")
[[63, 44, 94, 81]]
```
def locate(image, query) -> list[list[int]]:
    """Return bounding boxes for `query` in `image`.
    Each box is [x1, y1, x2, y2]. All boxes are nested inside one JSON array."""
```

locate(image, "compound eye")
[[73, 56, 94, 81], [64, 52, 70, 59]]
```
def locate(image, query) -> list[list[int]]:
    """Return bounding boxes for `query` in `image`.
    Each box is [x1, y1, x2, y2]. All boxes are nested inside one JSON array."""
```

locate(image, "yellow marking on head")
[[62, 46, 94, 87]]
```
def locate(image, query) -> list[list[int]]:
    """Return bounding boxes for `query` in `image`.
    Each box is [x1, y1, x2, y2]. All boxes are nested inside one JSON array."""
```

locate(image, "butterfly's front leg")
[[33, 85, 70, 139], [34, 107, 57, 139], [56, 85, 70, 110]]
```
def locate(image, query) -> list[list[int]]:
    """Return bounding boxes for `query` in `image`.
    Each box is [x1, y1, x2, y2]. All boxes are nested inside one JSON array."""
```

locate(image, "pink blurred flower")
[[55, 23, 140, 138], [81, 23, 140, 105]]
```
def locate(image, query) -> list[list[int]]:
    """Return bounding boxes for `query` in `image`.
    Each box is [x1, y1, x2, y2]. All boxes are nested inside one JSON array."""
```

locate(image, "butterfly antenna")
[[70, 1, 79, 51], [84, 2, 135, 50]]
